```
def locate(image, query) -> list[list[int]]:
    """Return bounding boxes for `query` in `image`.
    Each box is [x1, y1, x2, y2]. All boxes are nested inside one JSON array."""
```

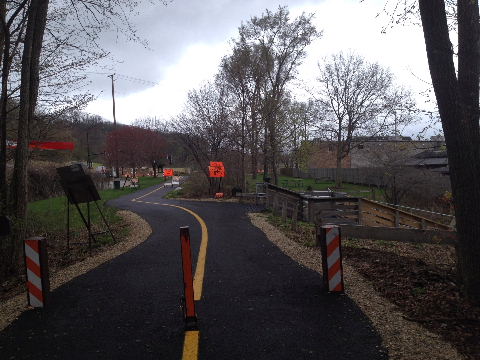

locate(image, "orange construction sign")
[[163, 168, 174, 177], [209, 161, 225, 178]]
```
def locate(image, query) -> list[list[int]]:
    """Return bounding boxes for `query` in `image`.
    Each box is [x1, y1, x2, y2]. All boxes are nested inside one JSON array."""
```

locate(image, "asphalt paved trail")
[[0, 184, 387, 359]]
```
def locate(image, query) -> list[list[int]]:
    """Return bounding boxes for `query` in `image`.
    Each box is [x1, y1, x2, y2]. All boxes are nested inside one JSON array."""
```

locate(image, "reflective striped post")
[[319, 225, 344, 293], [180, 227, 197, 329], [24, 237, 50, 307]]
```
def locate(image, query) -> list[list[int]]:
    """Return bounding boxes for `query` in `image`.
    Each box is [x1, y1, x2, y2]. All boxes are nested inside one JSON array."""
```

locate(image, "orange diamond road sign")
[[163, 168, 174, 177], [209, 161, 225, 178]]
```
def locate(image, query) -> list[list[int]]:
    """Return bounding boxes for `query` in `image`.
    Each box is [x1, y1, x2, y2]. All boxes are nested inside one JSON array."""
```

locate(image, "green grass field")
[[246, 175, 384, 200], [27, 176, 165, 237]]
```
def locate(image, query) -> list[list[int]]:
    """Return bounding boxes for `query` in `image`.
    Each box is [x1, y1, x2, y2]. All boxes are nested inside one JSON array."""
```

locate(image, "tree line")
[[1, 1, 479, 305], [171, 3, 480, 305], [171, 6, 416, 192], [0, 0, 169, 284]]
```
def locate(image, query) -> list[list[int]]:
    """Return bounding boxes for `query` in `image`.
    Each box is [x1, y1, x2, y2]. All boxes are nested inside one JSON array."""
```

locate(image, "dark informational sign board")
[[56, 164, 101, 204]]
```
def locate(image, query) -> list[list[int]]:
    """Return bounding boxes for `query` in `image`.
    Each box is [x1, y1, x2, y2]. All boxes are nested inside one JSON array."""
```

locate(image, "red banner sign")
[[163, 168, 174, 177], [7, 141, 74, 150], [209, 161, 225, 178]]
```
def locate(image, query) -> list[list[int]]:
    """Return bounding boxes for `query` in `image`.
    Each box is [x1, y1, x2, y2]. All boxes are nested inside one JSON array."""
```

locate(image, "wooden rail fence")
[[340, 225, 457, 245], [266, 184, 303, 222], [359, 198, 451, 231], [265, 183, 455, 244]]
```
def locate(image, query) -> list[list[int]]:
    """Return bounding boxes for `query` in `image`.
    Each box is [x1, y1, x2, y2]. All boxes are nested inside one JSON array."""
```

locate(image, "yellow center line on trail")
[[132, 184, 165, 201], [182, 330, 200, 360], [130, 186, 208, 360], [162, 203, 208, 301]]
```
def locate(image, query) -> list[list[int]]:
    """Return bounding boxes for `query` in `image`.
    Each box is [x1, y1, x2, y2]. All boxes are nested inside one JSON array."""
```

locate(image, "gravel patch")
[[0, 210, 151, 332], [248, 212, 463, 360]]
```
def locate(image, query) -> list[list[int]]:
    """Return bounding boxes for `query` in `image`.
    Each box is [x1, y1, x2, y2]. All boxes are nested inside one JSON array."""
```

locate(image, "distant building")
[[306, 136, 447, 171], [307, 141, 351, 168], [405, 150, 449, 174]]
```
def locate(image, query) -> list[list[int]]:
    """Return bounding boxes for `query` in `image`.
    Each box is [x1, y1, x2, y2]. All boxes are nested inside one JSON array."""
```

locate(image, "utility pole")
[[86, 131, 92, 169], [108, 74, 120, 180]]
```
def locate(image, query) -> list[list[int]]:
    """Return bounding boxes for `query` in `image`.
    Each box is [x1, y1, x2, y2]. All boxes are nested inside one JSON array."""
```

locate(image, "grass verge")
[[28, 176, 164, 233], [246, 175, 384, 200], [25, 176, 164, 269], [1, 176, 163, 303], [266, 212, 316, 247]]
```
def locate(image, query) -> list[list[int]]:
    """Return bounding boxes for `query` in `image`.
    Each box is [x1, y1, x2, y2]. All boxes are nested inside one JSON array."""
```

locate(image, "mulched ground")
[[343, 239, 480, 360], [263, 213, 480, 359]]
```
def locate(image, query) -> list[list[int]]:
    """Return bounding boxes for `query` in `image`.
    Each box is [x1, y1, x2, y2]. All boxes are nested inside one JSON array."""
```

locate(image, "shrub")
[[180, 171, 210, 197]]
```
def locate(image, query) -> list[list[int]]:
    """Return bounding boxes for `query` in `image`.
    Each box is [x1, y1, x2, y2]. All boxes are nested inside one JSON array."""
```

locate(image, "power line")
[[85, 71, 158, 86]]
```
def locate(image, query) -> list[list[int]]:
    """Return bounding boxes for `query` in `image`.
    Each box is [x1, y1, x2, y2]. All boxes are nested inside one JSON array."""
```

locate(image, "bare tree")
[[363, 0, 480, 304], [315, 52, 415, 187], [282, 99, 314, 169], [6, 0, 50, 278], [133, 116, 170, 133], [1, 0, 171, 280], [0, 1, 29, 214], [239, 6, 320, 184], [172, 81, 231, 193], [416, 0, 480, 304], [105, 126, 166, 177], [219, 43, 262, 191]]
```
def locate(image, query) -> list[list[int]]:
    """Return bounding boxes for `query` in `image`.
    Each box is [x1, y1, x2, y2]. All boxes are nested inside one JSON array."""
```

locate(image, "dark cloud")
[[86, 0, 310, 95]]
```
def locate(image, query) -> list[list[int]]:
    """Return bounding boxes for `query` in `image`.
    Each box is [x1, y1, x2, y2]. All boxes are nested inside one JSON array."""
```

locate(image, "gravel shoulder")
[[0, 210, 151, 332], [248, 212, 463, 360]]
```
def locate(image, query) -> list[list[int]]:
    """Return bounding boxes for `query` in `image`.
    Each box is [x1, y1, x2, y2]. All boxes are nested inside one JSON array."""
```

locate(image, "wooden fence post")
[[292, 205, 298, 230], [358, 199, 364, 225], [281, 200, 287, 221]]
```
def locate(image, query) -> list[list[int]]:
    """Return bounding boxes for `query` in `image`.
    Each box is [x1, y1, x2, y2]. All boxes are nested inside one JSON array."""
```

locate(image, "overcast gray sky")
[[84, 0, 440, 136]]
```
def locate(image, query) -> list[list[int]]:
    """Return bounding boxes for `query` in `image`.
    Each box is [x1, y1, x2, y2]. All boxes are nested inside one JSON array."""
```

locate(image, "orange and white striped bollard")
[[24, 237, 50, 307], [319, 225, 344, 293]]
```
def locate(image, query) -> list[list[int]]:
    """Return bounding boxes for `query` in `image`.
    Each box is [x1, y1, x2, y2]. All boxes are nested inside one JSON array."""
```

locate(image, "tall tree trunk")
[[335, 136, 343, 188], [250, 110, 259, 180], [9, 0, 50, 272], [269, 119, 278, 185], [0, 0, 6, 67], [262, 124, 269, 181], [335, 150, 343, 188], [251, 151, 258, 181], [152, 161, 157, 177], [0, 24, 9, 214], [0, 0, 8, 281], [419, 0, 480, 304], [240, 112, 246, 192]]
